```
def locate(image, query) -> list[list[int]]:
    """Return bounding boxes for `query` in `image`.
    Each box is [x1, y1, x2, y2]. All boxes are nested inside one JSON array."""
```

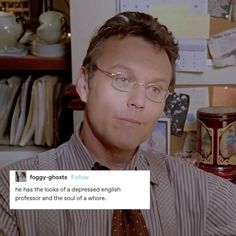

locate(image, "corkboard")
[[210, 17, 236, 36], [210, 86, 236, 106], [171, 18, 236, 155], [208, 18, 236, 59]]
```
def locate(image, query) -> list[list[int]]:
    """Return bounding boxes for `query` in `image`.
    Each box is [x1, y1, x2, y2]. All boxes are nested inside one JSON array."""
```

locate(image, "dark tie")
[[91, 162, 149, 236]]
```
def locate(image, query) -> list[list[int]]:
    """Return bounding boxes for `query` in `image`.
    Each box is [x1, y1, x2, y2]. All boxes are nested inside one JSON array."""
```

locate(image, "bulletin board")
[[117, 0, 236, 34], [117, 0, 236, 62], [116, 0, 236, 155], [117, 0, 210, 72]]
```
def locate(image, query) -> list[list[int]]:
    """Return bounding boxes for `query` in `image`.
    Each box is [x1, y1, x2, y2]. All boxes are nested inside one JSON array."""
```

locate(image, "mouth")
[[117, 117, 142, 125]]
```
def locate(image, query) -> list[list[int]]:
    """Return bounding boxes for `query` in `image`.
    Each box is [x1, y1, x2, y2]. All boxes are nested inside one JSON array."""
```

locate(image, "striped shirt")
[[1, 129, 236, 236]]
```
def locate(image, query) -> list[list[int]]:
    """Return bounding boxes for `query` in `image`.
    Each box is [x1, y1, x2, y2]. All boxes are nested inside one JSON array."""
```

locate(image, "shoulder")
[[0, 142, 69, 183], [0, 156, 39, 178], [165, 155, 235, 191], [143, 150, 235, 191], [0, 153, 39, 176], [0, 156, 38, 203], [36, 142, 69, 169]]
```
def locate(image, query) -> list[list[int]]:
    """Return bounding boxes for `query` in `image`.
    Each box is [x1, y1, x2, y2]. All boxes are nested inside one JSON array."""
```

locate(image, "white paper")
[[176, 38, 208, 72], [208, 27, 236, 67], [119, 0, 207, 14], [119, 0, 180, 10]]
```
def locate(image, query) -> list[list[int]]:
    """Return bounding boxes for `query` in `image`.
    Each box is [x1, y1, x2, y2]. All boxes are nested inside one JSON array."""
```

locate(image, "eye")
[[148, 85, 161, 94], [114, 74, 133, 88], [115, 74, 130, 83]]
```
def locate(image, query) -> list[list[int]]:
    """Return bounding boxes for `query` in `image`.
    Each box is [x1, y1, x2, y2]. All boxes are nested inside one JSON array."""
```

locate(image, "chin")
[[113, 140, 141, 152], [108, 129, 147, 150]]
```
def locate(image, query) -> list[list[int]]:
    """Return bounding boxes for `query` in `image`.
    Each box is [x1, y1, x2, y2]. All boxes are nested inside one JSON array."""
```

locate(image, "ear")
[[76, 67, 89, 103]]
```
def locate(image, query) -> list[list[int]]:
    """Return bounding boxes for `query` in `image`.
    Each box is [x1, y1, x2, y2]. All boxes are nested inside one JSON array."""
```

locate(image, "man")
[[1, 11, 236, 236]]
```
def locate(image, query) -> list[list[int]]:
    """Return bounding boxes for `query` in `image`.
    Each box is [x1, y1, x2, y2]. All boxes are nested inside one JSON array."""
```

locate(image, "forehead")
[[96, 36, 172, 83]]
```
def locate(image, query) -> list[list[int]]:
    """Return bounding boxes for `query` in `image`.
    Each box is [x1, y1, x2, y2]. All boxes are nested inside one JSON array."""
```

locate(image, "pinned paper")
[[209, 0, 229, 19], [118, 0, 210, 72], [176, 38, 208, 72], [149, 3, 210, 38], [208, 27, 236, 67]]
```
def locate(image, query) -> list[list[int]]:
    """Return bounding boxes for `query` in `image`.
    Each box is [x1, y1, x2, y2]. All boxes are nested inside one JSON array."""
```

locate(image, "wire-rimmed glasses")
[[93, 64, 171, 103]]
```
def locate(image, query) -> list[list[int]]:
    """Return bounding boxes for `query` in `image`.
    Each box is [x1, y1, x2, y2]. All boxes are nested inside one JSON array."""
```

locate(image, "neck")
[[79, 122, 137, 170]]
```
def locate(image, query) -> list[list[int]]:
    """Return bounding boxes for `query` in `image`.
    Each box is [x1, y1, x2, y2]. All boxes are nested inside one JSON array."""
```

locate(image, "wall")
[[70, 0, 117, 84], [70, 0, 117, 125]]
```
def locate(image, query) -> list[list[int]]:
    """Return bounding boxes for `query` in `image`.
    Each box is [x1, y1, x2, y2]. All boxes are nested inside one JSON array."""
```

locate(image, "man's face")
[[77, 36, 172, 152]]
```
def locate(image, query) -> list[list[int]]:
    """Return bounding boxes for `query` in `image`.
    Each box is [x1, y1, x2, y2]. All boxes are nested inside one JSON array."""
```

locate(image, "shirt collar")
[[66, 124, 96, 170], [135, 150, 159, 185]]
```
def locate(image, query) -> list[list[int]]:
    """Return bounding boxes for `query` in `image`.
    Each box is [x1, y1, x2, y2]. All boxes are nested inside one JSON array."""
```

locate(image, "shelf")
[[0, 145, 49, 152], [0, 55, 70, 71], [176, 63, 236, 85]]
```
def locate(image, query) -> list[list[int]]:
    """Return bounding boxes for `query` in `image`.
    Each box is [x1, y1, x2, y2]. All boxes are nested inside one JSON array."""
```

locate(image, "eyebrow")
[[108, 64, 132, 72]]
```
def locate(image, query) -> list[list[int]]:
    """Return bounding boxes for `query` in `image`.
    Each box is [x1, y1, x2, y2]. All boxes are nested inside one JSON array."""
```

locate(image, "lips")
[[117, 117, 142, 125]]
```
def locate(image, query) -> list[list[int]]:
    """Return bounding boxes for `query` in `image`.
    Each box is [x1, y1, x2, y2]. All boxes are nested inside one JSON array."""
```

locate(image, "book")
[[19, 80, 37, 146], [19, 75, 63, 147], [34, 78, 47, 145], [44, 75, 62, 146], [10, 75, 33, 145], [0, 76, 23, 144]]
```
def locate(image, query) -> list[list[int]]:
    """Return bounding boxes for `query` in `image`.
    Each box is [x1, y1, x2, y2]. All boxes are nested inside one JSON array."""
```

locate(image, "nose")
[[127, 84, 146, 109]]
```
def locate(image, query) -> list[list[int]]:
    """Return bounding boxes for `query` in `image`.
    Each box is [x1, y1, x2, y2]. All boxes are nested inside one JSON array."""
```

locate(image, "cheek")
[[142, 103, 166, 132], [146, 102, 165, 122], [86, 84, 119, 123]]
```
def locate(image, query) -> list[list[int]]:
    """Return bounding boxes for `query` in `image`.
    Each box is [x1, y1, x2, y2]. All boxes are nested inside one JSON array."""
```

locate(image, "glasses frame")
[[92, 64, 171, 103]]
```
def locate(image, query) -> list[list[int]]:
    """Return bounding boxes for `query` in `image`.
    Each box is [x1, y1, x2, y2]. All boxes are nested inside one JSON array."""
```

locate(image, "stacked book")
[[0, 75, 63, 147]]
